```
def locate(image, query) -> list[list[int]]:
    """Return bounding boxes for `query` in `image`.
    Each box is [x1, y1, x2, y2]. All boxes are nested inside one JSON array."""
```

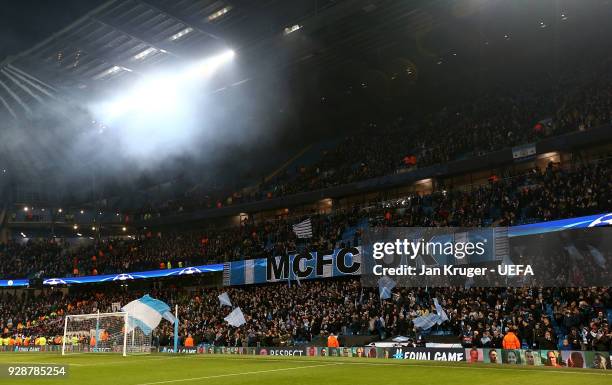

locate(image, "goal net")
[[62, 312, 152, 356]]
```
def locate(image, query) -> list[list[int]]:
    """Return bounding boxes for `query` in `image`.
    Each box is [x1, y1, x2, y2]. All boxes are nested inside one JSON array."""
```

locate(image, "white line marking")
[[0, 361, 84, 366], [192, 355, 612, 376], [135, 363, 341, 385], [0, 356, 179, 367], [77, 356, 182, 366]]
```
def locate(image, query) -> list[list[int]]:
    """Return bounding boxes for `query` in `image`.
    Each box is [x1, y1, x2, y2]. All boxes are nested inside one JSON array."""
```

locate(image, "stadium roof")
[[2, 0, 610, 203], [0, 0, 232, 121], [0, 0, 336, 119], [0, 0, 442, 183], [0, 0, 474, 122], [2, 0, 604, 123]]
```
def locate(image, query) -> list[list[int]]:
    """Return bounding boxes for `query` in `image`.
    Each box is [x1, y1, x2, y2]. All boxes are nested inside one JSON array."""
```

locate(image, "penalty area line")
[[134, 363, 342, 385]]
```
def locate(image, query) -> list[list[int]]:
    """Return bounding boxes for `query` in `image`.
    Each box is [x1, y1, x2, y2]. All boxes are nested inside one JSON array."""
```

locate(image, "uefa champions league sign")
[[41, 264, 223, 286], [0, 279, 28, 287]]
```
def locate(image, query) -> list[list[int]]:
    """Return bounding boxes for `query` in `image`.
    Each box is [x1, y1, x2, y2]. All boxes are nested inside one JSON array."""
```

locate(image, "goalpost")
[[62, 311, 152, 356]]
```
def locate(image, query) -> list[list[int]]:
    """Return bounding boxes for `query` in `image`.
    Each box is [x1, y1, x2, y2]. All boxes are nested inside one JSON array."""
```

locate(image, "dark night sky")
[[0, 0, 105, 61]]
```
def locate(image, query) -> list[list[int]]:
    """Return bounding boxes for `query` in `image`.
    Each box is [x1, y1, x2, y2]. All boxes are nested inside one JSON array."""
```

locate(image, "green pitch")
[[0, 353, 610, 385]]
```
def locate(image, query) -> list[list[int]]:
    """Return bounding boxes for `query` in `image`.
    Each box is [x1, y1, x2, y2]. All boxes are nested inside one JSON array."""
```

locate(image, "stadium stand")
[[0, 280, 610, 352], [1, 153, 610, 351], [2, 156, 610, 279], [128, 75, 612, 214]]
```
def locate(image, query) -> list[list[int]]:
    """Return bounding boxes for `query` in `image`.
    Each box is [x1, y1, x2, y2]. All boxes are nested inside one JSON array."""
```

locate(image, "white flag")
[[433, 298, 449, 323], [224, 307, 246, 327], [121, 295, 175, 334], [378, 276, 396, 299], [218, 292, 233, 307], [292, 218, 313, 238], [412, 314, 438, 330], [412, 298, 448, 330]]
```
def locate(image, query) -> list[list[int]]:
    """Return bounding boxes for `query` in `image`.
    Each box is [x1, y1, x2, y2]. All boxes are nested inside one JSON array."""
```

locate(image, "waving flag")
[[121, 295, 176, 334], [433, 298, 449, 322], [292, 218, 313, 238], [218, 292, 233, 307], [412, 298, 448, 330], [224, 307, 246, 327], [378, 276, 396, 299], [392, 336, 411, 342], [586, 245, 606, 268], [412, 314, 438, 330]]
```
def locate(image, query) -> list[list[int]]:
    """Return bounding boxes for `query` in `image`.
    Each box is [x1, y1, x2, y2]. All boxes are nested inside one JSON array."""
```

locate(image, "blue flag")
[[121, 295, 176, 334], [378, 276, 396, 299]]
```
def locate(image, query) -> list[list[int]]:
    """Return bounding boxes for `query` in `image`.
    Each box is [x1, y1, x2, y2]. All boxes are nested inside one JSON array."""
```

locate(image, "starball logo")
[[588, 213, 612, 227]]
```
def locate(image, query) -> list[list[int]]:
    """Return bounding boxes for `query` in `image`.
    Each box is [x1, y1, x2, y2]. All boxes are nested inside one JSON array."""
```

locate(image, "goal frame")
[[62, 311, 129, 357]]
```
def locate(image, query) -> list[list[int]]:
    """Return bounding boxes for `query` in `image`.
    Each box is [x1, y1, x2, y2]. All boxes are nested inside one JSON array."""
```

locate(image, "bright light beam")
[[185, 50, 235, 79], [101, 49, 235, 119]]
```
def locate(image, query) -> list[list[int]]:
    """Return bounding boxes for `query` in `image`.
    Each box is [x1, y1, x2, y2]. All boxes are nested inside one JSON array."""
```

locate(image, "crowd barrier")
[[2, 344, 610, 370], [157, 346, 612, 370], [0, 345, 60, 353]]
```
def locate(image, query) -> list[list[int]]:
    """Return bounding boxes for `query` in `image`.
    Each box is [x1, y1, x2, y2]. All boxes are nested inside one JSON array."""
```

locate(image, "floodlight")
[[185, 50, 235, 78], [284, 24, 301, 35], [100, 49, 235, 119]]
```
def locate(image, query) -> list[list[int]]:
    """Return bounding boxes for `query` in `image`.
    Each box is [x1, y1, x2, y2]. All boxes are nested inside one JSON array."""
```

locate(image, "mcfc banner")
[[225, 247, 362, 285]]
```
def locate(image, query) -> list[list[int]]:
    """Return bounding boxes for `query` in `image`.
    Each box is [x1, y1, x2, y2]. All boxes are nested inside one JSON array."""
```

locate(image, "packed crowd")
[[454, 287, 611, 352], [138, 75, 612, 213], [0, 279, 609, 352], [2, 157, 610, 279], [257, 80, 612, 200]]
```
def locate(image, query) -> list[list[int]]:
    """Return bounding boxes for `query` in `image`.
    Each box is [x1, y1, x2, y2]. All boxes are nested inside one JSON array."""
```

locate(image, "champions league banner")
[[42, 263, 223, 286], [509, 212, 612, 237], [0, 279, 29, 287]]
